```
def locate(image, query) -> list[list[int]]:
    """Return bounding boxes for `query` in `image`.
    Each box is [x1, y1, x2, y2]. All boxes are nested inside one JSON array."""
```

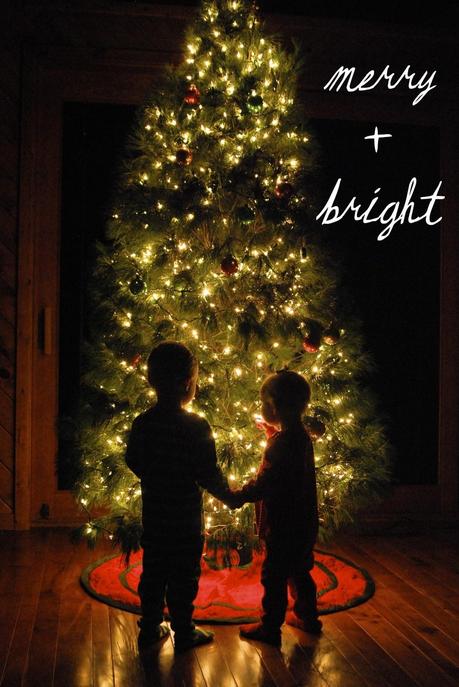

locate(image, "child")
[[125, 341, 232, 652], [228, 370, 321, 645]]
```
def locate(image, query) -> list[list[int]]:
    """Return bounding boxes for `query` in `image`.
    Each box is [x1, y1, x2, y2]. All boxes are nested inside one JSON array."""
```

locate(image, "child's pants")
[[260, 535, 318, 630], [138, 535, 204, 635]]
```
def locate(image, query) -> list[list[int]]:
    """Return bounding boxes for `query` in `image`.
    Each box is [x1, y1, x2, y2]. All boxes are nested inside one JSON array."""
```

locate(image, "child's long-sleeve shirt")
[[234, 422, 318, 547], [125, 404, 230, 543]]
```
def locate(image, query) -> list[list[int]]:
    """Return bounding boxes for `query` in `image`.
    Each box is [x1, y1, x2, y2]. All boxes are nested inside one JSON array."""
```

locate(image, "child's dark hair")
[[147, 341, 197, 393], [262, 370, 311, 416]]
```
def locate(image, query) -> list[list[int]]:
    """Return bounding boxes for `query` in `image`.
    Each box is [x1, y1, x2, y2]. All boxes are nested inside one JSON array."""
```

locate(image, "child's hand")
[[254, 414, 278, 439]]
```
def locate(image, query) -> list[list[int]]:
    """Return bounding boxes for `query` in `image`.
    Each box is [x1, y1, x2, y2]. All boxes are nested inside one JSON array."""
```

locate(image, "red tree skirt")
[[81, 549, 374, 623]]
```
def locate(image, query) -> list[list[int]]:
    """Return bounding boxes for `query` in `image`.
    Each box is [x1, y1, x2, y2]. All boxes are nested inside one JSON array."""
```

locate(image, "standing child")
[[125, 341, 232, 652], [228, 370, 321, 645]]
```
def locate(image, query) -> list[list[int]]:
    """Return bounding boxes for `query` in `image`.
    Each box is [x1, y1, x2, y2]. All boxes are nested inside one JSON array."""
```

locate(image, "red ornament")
[[176, 148, 193, 166], [302, 335, 321, 353], [184, 84, 201, 106], [131, 353, 142, 367], [220, 255, 239, 275], [275, 181, 294, 200]]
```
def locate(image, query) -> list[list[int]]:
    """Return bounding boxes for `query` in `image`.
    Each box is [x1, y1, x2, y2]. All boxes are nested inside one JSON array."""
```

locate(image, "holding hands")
[[222, 415, 278, 510]]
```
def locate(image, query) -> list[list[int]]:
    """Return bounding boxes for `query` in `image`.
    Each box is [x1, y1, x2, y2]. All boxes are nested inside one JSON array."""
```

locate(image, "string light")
[[76, 0, 389, 556]]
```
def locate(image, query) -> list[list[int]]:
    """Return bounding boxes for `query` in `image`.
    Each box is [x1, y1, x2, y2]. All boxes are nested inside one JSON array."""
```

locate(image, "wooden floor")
[[1, 526, 459, 687]]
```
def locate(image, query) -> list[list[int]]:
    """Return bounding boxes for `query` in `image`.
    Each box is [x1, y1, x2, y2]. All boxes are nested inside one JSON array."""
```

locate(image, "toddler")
[[229, 370, 321, 645], [125, 341, 232, 652]]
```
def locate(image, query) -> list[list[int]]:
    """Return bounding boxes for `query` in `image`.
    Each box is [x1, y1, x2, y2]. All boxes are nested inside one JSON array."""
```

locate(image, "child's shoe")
[[239, 622, 281, 646], [285, 611, 322, 635], [137, 622, 170, 651], [174, 627, 214, 653]]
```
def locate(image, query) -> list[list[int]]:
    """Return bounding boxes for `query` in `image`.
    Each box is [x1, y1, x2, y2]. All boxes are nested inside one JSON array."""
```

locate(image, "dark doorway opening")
[[58, 103, 137, 489]]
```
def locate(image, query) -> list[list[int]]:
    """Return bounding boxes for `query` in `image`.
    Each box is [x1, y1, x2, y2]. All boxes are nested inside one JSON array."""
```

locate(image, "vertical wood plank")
[[0, 388, 14, 436], [52, 534, 96, 687], [137, 621, 207, 687], [92, 601, 115, 687], [245, 639, 298, 687], [0, 461, 13, 509], [212, 624, 277, 687], [109, 607, 146, 687], [0, 424, 14, 472], [0, 531, 51, 686], [23, 530, 74, 686], [193, 626, 238, 687], [283, 624, 368, 687], [14, 46, 39, 530], [0, 535, 23, 683]]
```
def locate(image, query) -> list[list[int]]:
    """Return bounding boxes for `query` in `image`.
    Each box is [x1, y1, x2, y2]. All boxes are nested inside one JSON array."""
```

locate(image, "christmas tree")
[[75, 0, 391, 558]]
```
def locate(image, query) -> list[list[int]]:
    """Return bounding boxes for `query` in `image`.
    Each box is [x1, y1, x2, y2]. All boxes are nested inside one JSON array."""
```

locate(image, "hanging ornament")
[[184, 84, 200, 106], [247, 94, 263, 113], [323, 325, 340, 345], [236, 205, 256, 224], [129, 277, 145, 295], [302, 319, 322, 353], [221, 255, 239, 276], [275, 181, 294, 200], [302, 334, 321, 353], [176, 148, 193, 166], [204, 87, 224, 106], [303, 416, 326, 441], [131, 353, 142, 367]]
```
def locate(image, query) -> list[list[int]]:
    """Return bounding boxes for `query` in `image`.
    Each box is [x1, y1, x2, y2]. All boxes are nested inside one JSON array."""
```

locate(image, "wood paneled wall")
[[0, 0, 21, 527]]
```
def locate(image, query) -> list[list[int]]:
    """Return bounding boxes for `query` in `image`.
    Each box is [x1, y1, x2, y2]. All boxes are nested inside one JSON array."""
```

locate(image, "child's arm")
[[125, 415, 144, 478], [224, 419, 280, 510], [192, 419, 233, 505], [230, 438, 283, 508]]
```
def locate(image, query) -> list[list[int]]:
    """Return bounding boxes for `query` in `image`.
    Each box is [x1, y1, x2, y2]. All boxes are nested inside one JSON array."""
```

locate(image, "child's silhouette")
[[125, 341, 232, 652], [228, 370, 321, 645]]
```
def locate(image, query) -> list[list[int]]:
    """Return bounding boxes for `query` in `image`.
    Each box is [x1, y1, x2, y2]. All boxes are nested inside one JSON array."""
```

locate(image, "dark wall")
[[0, 0, 21, 525]]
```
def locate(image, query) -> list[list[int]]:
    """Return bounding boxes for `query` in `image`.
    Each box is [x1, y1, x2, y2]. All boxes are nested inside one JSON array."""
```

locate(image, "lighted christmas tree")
[[75, 0, 391, 557]]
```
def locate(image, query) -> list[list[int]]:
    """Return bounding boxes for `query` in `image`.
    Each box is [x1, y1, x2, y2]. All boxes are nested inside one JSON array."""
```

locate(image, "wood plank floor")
[[1, 526, 459, 687]]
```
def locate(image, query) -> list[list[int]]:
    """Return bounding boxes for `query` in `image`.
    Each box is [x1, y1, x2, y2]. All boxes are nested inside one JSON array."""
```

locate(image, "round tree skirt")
[[81, 549, 374, 623]]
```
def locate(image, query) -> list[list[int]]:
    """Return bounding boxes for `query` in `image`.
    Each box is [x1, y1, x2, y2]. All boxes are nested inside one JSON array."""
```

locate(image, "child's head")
[[260, 370, 310, 425], [147, 341, 198, 405]]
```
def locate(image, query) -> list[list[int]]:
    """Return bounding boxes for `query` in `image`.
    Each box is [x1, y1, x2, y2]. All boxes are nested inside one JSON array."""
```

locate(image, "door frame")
[[16, 46, 172, 526], [15, 45, 459, 527]]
